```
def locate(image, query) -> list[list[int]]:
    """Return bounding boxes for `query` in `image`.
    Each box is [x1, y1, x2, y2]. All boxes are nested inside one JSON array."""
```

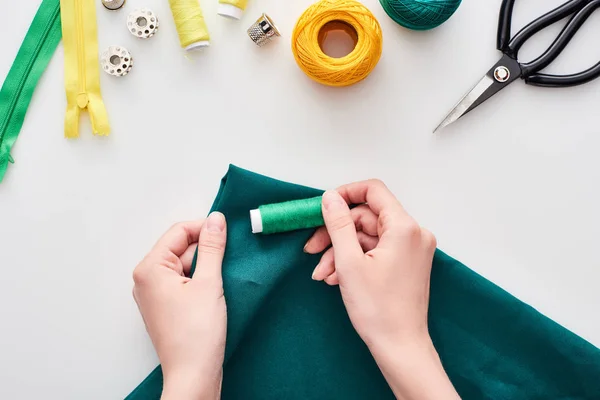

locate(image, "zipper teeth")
[[76, 0, 86, 100], [0, 4, 60, 145]]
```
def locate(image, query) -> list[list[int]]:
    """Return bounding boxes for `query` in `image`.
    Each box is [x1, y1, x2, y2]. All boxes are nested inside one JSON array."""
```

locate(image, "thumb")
[[321, 191, 362, 264], [193, 211, 227, 282]]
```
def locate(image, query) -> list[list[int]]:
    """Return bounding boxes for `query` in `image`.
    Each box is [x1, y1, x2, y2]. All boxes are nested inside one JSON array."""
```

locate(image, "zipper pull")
[[0, 146, 15, 182], [76, 92, 88, 108]]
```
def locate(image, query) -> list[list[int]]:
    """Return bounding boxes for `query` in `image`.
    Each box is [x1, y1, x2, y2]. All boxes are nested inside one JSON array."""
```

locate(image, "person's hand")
[[304, 181, 459, 400], [304, 180, 435, 347], [133, 212, 228, 400]]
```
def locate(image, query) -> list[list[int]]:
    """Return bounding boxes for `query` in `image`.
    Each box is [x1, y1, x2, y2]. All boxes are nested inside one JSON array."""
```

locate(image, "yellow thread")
[[292, 0, 383, 87], [169, 0, 210, 50], [219, 0, 247, 11]]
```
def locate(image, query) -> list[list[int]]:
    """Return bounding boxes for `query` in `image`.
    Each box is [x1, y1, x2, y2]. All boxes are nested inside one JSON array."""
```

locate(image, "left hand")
[[132, 212, 228, 400]]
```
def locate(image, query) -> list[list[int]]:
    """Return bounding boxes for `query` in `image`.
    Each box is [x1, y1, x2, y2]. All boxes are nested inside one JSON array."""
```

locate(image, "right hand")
[[304, 181, 459, 400], [304, 180, 437, 349]]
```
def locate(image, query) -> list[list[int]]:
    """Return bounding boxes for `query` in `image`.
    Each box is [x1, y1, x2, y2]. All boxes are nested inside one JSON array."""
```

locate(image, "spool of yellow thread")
[[292, 0, 383, 87], [218, 0, 247, 20], [168, 0, 211, 51]]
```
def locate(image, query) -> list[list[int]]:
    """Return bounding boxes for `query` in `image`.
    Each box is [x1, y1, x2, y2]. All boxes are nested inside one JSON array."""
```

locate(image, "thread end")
[[218, 4, 244, 19], [250, 209, 263, 234]]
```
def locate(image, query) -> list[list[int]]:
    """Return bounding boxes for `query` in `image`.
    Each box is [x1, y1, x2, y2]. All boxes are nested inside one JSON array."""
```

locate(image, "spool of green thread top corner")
[[379, 0, 462, 31], [250, 196, 325, 235]]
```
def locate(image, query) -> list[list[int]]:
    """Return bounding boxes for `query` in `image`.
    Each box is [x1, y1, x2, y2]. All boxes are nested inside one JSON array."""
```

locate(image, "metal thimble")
[[247, 14, 280, 47], [101, 0, 126, 11]]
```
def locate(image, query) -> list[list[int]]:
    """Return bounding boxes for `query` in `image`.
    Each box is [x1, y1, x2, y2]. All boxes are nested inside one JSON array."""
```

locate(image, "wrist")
[[162, 368, 222, 400], [368, 331, 436, 367], [361, 323, 430, 358], [367, 335, 459, 400]]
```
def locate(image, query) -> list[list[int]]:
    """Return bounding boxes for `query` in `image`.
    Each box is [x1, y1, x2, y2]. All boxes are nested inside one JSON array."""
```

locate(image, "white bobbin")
[[101, 46, 133, 77], [127, 8, 159, 39]]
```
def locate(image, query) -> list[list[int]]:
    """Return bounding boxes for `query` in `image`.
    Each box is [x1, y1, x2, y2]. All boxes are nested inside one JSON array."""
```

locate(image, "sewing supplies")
[[0, 0, 62, 183], [379, 0, 461, 31], [101, 46, 133, 77], [247, 14, 280, 47], [168, 0, 211, 51], [218, 0, 247, 19], [435, 0, 600, 132], [250, 196, 324, 234], [128, 9, 159, 39], [102, 0, 126, 11], [292, 0, 383, 87], [60, 0, 110, 138]]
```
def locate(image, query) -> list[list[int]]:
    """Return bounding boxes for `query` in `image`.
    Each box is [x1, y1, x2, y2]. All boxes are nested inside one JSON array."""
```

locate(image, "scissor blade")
[[434, 75, 495, 133]]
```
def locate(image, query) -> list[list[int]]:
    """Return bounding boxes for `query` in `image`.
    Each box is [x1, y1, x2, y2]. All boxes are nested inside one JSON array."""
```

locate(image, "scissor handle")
[[497, 0, 600, 87], [526, 61, 600, 87], [496, 0, 516, 52], [500, 0, 588, 56]]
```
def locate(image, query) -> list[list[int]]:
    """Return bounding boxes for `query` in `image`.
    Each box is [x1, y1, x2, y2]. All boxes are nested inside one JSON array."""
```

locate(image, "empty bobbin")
[[128, 9, 159, 39], [101, 46, 133, 77]]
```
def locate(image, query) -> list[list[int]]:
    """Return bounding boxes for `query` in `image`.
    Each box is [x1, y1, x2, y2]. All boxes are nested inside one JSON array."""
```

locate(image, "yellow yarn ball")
[[292, 0, 383, 87]]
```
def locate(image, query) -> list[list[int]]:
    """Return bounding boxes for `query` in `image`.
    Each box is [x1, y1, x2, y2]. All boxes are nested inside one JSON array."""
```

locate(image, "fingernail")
[[322, 191, 344, 211], [206, 212, 225, 232], [311, 264, 322, 281], [303, 240, 310, 253]]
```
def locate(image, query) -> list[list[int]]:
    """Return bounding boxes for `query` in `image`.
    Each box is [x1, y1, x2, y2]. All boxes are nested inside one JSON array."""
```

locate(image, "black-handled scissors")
[[435, 0, 600, 132]]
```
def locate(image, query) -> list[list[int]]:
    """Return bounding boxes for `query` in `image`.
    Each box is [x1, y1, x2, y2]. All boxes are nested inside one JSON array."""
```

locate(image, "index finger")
[[336, 179, 406, 216], [336, 180, 415, 251], [153, 220, 205, 257]]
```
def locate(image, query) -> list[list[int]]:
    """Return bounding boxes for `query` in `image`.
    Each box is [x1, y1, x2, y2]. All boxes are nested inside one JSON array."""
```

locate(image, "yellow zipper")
[[61, 0, 110, 138]]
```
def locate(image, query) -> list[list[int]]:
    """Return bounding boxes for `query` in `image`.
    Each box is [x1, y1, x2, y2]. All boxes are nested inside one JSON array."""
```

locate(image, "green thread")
[[379, 0, 462, 31], [259, 196, 324, 235]]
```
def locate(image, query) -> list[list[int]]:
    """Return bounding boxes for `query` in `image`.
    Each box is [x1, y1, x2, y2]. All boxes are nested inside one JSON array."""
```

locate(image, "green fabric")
[[127, 165, 600, 399], [0, 0, 62, 182]]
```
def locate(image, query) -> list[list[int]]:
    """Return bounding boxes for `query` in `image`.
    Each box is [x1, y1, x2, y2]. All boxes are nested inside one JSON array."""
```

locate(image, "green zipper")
[[0, 0, 62, 182]]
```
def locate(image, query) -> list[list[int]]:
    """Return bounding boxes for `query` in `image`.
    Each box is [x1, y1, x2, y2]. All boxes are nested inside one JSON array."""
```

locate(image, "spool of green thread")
[[250, 196, 324, 235], [379, 0, 462, 31]]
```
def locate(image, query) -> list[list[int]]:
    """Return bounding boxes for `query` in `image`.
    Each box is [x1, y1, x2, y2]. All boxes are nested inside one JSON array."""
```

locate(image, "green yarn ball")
[[379, 0, 462, 31]]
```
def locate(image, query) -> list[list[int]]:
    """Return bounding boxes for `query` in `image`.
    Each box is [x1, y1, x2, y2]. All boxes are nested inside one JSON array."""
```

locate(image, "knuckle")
[[366, 178, 387, 189], [422, 229, 437, 250], [379, 209, 403, 231], [169, 222, 185, 234], [132, 266, 148, 285], [160, 249, 179, 265], [198, 236, 226, 255], [399, 219, 421, 239], [353, 213, 364, 232], [328, 214, 354, 232]]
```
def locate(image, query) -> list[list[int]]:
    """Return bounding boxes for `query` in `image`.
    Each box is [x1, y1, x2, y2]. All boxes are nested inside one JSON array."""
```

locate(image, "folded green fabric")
[[127, 165, 600, 399]]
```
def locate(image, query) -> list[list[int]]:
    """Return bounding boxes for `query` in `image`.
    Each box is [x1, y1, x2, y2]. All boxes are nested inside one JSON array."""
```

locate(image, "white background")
[[1, 0, 600, 398]]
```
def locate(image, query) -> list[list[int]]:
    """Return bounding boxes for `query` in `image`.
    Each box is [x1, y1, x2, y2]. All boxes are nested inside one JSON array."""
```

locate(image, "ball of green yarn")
[[379, 0, 462, 31]]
